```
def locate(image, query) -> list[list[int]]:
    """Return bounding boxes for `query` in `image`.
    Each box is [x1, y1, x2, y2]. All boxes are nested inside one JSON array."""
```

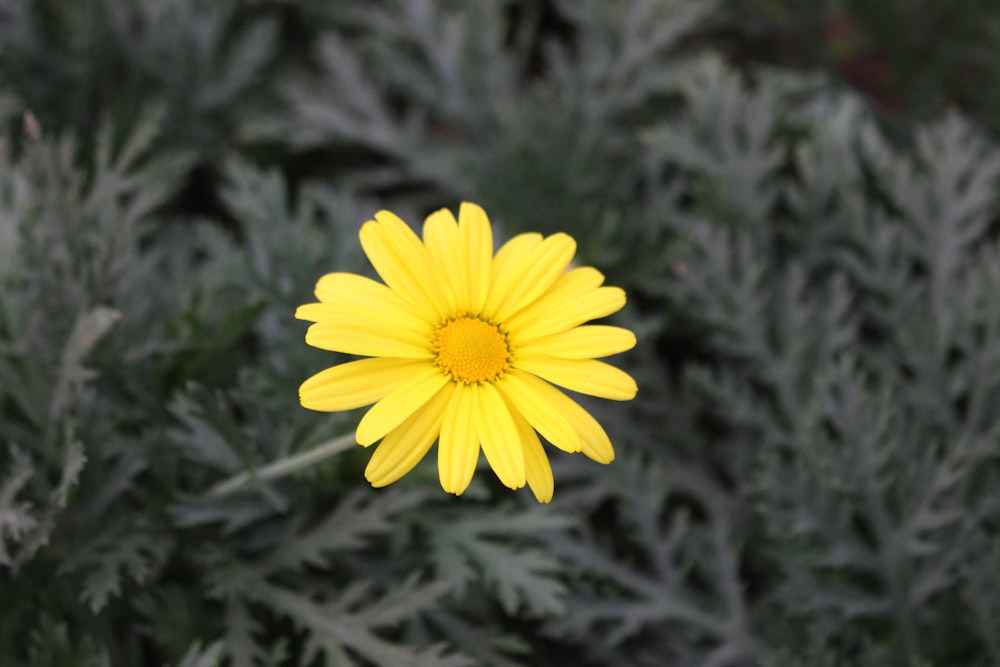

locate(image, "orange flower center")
[[433, 316, 511, 384]]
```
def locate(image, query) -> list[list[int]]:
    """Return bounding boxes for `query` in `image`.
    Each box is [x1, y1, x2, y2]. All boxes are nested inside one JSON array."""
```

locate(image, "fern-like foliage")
[[422, 506, 572, 617], [545, 455, 760, 667], [633, 54, 1000, 666], [193, 490, 471, 667]]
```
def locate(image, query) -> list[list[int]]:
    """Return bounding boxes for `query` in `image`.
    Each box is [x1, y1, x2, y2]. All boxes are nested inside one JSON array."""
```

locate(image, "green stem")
[[207, 433, 356, 497]]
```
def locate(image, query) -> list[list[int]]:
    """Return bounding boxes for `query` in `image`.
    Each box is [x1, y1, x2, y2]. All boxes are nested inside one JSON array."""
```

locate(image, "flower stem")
[[207, 432, 356, 497]]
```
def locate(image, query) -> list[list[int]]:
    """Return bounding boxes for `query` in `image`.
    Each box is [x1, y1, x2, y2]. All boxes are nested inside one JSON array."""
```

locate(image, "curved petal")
[[458, 202, 493, 314], [512, 407, 553, 503], [508, 374, 616, 463], [360, 212, 451, 318], [493, 232, 542, 274], [299, 358, 429, 412], [312, 272, 427, 321], [422, 208, 463, 314], [365, 382, 454, 487], [507, 285, 625, 344], [438, 383, 480, 495], [504, 267, 604, 338], [497, 370, 580, 453], [295, 303, 335, 323], [482, 233, 542, 318], [515, 325, 637, 359], [356, 367, 450, 446], [474, 383, 526, 490], [514, 355, 637, 401], [296, 303, 433, 342], [485, 233, 577, 323], [305, 318, 433, 358]]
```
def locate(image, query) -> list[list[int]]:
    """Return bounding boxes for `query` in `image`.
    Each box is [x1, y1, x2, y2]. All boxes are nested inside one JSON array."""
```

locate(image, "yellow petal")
[[513, 408, 553, 503], [312, 272, 426, 321], [496, 370, 580, 453], [504, 267, 604, 337], [508, 284, 626, 344], [515, 325, 637, 359], [296, 303, 433, 342], [493, 232, 542, 273], [355, 367, 450, 446], [360, 212, 451, 318], [295, 303, 333, 322], [458, 202, 493, 314], [305, 318, 433, 358], [365, 382, 454, 487], [438, 384, 480, 495], [474, 383, 526, 490], [515, 355, 637, 400], [299, 358, 429, 412], [482, 233, 542, 317], [506, 374, 616, 463], [422, 208, 463, 314], [488, 233, 577, 323]]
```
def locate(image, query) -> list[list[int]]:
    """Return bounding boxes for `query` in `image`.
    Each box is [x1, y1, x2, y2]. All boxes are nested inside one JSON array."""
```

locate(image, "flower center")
[[433, 316, 511, 384]]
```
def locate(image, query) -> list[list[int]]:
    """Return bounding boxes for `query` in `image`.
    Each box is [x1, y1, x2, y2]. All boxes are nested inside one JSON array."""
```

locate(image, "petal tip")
[[589, 446, 615, 465], [354, 426, 379, 447], [440, 479, 472, 496], [624, 329, 638, 350], [531, 490, 553, 503], [621, 375, 639, 400], [373, 210, 405, 225], [295, 303, 318, 321], [366, 474, 388, 488], [458, 201, 488, 220]]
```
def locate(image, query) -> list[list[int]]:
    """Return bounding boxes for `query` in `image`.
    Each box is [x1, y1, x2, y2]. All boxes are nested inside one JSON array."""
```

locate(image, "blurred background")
[[2, 1, 1000, 665]]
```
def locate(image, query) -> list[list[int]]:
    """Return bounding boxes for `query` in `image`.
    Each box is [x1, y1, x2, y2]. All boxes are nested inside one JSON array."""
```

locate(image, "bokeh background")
[[3, 1, 1000, 665]]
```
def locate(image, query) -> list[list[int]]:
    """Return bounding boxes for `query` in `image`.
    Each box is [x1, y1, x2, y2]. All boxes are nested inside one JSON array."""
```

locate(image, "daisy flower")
[[296, 202, 637, 502]]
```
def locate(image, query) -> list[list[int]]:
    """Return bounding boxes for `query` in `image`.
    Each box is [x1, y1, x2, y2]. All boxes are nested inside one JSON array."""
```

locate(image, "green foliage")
[[0, 0, 280, 156], [424, 506, 572, 617], [624, 57, 1000, 665], [2, 1, 1000, 666], [710, 0, 1000, 137], [26, 615, 110, 667], [545, 456, 760, 667]]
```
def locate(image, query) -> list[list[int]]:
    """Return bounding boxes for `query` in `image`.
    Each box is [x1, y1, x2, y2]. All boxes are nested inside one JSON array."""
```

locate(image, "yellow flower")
[[296, 203, 637, 502]]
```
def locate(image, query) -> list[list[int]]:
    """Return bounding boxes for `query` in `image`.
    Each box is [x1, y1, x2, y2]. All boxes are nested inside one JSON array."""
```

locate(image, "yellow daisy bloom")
[[296, 202, 637, 502]]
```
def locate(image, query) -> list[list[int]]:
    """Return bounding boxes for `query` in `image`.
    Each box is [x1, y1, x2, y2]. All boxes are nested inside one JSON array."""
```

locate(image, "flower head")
[[296, 203, 637, 502]]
